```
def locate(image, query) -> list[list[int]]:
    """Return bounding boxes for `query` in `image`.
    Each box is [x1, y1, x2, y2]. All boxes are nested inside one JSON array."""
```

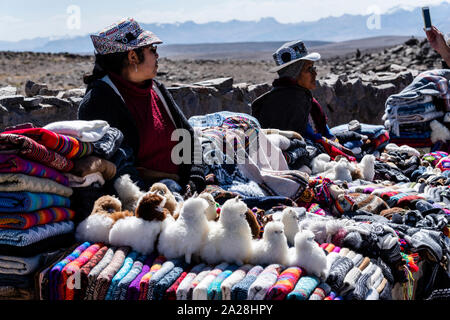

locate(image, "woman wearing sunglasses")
[[79, 18, 205, 196], [252, 40, 336, 142]]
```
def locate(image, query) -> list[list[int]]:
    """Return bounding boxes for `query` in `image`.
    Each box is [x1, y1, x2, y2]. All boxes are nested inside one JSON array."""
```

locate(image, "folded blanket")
[[0, 272, 34, 288], [164, 268, 190, 300], [0, 254, 42, 275], [153, 259, 189, 301], [0, 220, 74, 248], [193, 263, 229, 300], [248, 264, 282, 300], [231, 265, 264, 300], [0, 133, 74, 172], [287, 275, 320, 300], [126, 253, 157, 301], [146, 260, 178, 300], [78, 245, 109, 300], [220, 264, 252, 301], [64, 172, 105, 188], [117, 254, 146, 300], [265, 267, 303, 300], [44, 120, 110, 143], [0, 286, 34, 300], [185, 266, 213, 300], [85, 247, 117, 300], [71, 156, 117, 181], [61, 243, 103, 300], [105, 250, 139, 301], [176, 264, 208, 300], [92, 127, 124, 160], [139, 256, 166, 300], [4, 127, 93, 160], [0, 173, 73, 197], [207, 264, 239, 300], [0, 154, 69, 186], [0, 207, 75, 230], [49, 242, 91, 301], [93, 246, 130, 300], [0, 192, 70, 213]]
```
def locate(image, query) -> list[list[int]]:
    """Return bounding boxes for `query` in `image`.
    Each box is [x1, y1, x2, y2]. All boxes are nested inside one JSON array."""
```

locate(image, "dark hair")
[[83, 47, 146, 85]]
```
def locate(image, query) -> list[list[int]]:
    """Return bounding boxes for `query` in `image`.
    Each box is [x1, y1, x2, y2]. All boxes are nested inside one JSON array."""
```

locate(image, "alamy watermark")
[[366, 5, 382, 30], [66, 5, 81, 30]]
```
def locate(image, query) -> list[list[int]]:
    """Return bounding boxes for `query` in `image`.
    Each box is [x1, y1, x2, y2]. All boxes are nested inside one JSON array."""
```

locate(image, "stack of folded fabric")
[[0, 125, 88, 299], [384, 69, 450, 149], [331, 121, 390, 159]]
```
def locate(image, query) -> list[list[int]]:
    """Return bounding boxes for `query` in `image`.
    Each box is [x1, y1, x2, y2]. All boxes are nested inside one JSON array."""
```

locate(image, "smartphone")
[[422, 7, 432, 31]]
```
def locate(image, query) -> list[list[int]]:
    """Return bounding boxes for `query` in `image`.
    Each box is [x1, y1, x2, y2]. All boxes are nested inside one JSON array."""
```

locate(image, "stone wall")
[[0, 73, 417, 131]]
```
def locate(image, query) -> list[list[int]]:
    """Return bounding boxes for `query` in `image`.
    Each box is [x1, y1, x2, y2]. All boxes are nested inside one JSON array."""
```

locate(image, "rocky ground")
[[0, 36, 444, 95]]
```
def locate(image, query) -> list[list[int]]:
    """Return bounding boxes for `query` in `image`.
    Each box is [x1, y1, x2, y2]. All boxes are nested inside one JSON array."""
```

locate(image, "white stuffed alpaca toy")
[[250, 221, 289, 266], [199, 197, 253, 266], [157, 197, 210, 264]]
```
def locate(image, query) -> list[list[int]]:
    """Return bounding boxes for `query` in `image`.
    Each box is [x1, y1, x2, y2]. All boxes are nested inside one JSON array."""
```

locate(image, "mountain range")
[[1, 2, 450, 53]]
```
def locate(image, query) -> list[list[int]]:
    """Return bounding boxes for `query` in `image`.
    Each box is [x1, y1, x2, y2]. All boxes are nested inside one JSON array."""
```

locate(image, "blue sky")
[[0, 0, 448, 41]]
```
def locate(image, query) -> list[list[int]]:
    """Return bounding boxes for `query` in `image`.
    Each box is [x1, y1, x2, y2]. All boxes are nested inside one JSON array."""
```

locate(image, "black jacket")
[[78, 77, 206, 193], [251, 84, 312, 137]]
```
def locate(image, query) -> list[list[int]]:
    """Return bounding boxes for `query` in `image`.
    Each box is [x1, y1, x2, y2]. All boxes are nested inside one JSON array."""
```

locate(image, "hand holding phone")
[[422, 7, 432, 31]]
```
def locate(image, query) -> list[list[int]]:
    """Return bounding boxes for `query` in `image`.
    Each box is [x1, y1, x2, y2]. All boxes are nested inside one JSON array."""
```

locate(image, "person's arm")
[[426, 26, 450, 67]]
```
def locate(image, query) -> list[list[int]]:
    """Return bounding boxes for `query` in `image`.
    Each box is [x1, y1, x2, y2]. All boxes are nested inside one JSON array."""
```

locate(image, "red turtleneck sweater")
[[109, 72, 179, 174]]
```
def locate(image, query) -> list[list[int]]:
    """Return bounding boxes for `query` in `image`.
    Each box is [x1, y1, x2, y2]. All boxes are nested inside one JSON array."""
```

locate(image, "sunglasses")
[[149, 45, 158, 54], [304, 66, 317, 74]]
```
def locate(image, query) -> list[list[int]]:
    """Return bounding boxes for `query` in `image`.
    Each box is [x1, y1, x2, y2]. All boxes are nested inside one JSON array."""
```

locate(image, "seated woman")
[[252, 40, 335, 142], [78, 18, 205, 195], [252, 40, 354, 160]]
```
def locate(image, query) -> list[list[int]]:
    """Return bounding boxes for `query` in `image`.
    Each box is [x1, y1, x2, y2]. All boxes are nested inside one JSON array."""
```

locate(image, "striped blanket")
[[0, 154, 69, 186], [0, 133, 73, 172], [0, 192, 70, 213], [0, 207, 75, 230], [3, 128, 93, 160]]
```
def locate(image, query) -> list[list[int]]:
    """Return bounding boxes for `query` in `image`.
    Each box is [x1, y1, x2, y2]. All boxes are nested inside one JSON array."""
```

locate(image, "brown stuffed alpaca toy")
[[91, 195, 122, 215], [245, 209, 261, 239], [149, 183, 178, 216], [135, 193, 170, 222]]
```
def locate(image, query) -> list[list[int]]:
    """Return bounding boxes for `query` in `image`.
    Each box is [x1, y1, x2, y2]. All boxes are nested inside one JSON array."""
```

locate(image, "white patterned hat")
[[270, 40, 320, 73]]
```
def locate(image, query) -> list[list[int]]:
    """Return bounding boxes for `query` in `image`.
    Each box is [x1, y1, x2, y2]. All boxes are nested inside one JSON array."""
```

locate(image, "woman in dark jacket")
[[252, 40, 335, 142], [78, 18, 205, 195]]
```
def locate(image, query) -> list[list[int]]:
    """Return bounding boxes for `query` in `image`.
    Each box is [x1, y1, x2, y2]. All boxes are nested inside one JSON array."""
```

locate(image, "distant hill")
[[0, 2, 448, 53]]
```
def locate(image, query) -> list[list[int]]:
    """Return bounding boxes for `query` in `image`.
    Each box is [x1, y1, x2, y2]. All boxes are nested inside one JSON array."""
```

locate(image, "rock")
[[25, 80, 48, 97], [22, 97, 43, 110], [0, 86, 17, 96], [39, 88, 60, 96], [38, 96, 72, 109], [405, 38, 420, 46], [389, 64, 407, 72], [61, 88, 86, 99], [68, 97, 83, 108], [391, 45, 404, 54], [0, 95, 24, 107], [193, 77, 234, 93]]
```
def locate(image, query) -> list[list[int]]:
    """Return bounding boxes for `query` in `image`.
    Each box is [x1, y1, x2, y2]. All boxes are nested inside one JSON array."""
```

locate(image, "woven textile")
[[105, 250, 139, 300], [48, 242, 91, 300], [193, 263, 229, 300], [220, 264, 252, 300], [231, 265, 264, 300], [0, 254, 42, 275], [0, 173, 73, 197], [0, 207, 75, 230], [138, 256, 166, 300], [78, 246, 109, 300], [207, 265, 239, 300], [92, 127, 124, 160], [265, 267, 303, 300], [126, 253, 157, 301], [176, 264, 209, 300], [117, 255, 147, 300], [287, 276, 320, 300], [153, 259, 188, 301], [0, 154, 69, 186], [0, 192, 70, 213], [0, 220, 74, 247], [165, 268, 190, 300], [4, 127, 93, 159], [0, 133, 74, 172], [84, 247, 117, 300], [61, 243, 103, 300], [146, 260, 178, 300], [248, 264, 282, 300]]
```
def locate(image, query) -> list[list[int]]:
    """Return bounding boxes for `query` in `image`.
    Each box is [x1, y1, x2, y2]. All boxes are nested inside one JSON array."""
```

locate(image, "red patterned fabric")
[[4, 128, 93, 160], [0, 134, 73, 172]]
